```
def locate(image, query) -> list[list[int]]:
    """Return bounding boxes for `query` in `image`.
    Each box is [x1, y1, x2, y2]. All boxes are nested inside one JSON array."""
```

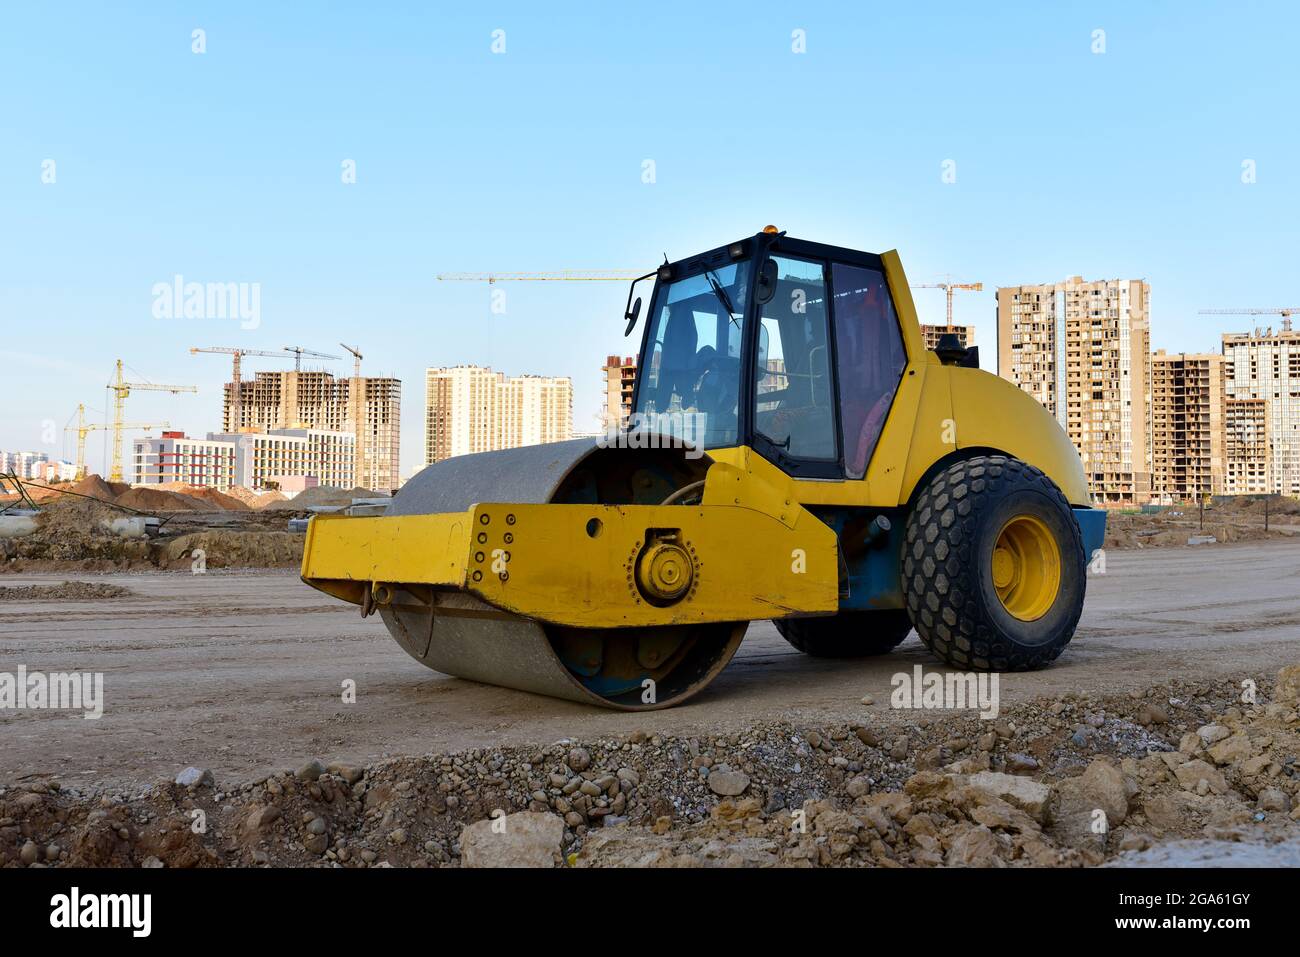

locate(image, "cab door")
[[749, 254, 842, 478], [827, 261, 908, 480]]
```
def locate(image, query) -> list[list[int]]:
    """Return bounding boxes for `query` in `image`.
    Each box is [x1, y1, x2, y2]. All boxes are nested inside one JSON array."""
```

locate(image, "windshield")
[[633, 261, 750, 449]]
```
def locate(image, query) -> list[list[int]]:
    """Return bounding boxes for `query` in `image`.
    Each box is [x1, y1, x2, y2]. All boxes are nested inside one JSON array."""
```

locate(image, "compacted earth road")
[[3, 541, 1298, 790]]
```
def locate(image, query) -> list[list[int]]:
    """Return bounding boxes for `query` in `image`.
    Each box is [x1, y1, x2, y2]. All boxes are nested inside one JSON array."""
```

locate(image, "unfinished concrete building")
[[1222, 326, 1300, 497], [1224, 397, 1270, 495], [223, 370, 401, 491], [920, 324, 975, 350], [1149, 351, 1226, 502], [601, 355, 637, 429], [997, 277, 1152, 506]]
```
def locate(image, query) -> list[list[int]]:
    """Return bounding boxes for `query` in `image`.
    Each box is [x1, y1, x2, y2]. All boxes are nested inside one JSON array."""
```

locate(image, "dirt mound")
[[157, 531, 304, 568], [113, 487, 211, 512], [264, 485, 385, 510], [224, 486, 286, 509], [0, 580, 134, 601], [30, 497, 124, 538], [70, 475, 131, 500], [1105, 508, 1299, 550], [1231, 496, 1300, 516], [154, 483, 249, 511], [1, 496, 303, 571], [3, 670, 1298, 868]]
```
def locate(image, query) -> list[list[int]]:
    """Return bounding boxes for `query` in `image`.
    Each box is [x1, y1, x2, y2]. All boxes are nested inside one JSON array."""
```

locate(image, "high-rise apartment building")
[[1221, 325, 1300, 496], [223, 370, 401, 491], [997, 277, 1151, 506], [1149, 351, 1226, 502], [1224, 397, 1270, 495], [424, 366, 573, 464], [601, 355, 637, 429]]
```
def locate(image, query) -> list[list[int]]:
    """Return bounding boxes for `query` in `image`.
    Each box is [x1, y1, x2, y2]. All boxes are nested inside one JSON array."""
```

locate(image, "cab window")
[[754, 256, 837, 461], [831, 262, 907, 479]]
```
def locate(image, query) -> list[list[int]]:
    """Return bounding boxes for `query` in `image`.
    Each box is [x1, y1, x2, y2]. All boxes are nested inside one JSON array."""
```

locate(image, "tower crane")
[[339, 343, 363, 378], [438, 269, 985, 349], [284, 346, 341, 372], [106, 361, 197, 483], [190, 346, 292, 432], [435, 272, 643, 283], [65, 404, 169, 480], [1198, 308, 1298, 333], [438, 271, 982, 316], [911, 280, 984, 326], [339, 343, 366, 486]]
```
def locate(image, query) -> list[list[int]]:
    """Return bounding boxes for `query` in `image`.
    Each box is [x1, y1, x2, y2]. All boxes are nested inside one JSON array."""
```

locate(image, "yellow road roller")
[[301, 228, 1106, 709]]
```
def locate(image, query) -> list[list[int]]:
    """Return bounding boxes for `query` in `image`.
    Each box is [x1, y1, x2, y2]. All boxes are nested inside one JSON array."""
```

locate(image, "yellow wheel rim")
[[991, 515, 1061, 621]]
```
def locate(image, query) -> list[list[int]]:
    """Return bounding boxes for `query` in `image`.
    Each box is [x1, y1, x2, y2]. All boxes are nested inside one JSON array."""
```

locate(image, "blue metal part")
[[811, 507, 907, 612], [1073, 506, 1107, 560]]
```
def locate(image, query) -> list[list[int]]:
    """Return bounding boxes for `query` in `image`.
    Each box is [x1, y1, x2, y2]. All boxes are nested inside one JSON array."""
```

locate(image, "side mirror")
[[624, 296, 642, 337], [622, 270, 656, 337], [756, 259, 778, 305]]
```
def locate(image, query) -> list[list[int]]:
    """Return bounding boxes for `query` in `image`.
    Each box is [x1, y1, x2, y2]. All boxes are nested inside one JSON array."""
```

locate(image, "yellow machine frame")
[[301, 248, 1089, 627]]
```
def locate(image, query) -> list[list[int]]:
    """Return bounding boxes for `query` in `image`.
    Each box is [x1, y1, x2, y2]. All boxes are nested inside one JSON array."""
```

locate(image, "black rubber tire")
[[775, 609, 914, 658], [902, 454, 1085, 671]]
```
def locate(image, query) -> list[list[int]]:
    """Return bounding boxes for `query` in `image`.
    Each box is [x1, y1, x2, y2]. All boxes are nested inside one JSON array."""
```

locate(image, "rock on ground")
[[460, 811, 564, 868]]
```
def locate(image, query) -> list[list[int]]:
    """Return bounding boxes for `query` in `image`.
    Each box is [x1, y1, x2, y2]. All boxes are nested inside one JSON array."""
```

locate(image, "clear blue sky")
[[3, 1, 1297, 478]]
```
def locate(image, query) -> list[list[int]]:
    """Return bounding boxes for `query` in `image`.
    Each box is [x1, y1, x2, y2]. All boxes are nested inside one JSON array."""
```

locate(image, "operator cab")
[[627, 228, 909, 480]]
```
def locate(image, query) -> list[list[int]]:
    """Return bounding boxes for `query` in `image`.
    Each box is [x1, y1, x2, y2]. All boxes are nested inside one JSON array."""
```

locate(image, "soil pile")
[[154, 483, 249, 510], [4, 669, 1297, 868], [1106, 507, 1299, 549], [265, 485, 387, 510], [224, 486, 287, 509], [157, 531, 303, 569], [0, 580, 134, 601], [113, 487, 208, 512], [1, 496, 304, 571]]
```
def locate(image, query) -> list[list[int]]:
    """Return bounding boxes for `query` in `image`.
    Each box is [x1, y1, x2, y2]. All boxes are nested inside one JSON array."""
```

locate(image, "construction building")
[[424, 366, 573, 464], [1149, 351, 1227, 502], [997, 277, 1152, 506], [920, 324, 975, 350], [1221, 325, 1300, 496], [601, 355, 637, 429], [207, 428, 356, 491], [222, 370, 400, 491], [1224, 397, 1270, 495], [132, 432, 238, 489]]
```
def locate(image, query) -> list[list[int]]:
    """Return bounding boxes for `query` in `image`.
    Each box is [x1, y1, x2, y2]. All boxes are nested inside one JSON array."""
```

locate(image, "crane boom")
[[190, 346, 293, 432], [436, 272, 643, 283], [339, 343, 363, 379], [106, 360, 197, 482], [65, 404, 168, 480], [284, 346, 342, 372], [1198, 307, 1298, 332], [911, 281, 984, 325]]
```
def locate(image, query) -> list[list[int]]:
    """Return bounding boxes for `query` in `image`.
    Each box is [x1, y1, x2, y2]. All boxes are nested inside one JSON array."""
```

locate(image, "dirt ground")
[[2, 540, 1298, 790], [3, 539, 1299, 867]]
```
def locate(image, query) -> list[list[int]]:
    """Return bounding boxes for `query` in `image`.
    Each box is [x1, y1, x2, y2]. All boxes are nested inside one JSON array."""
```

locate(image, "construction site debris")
[[0, 580, 135, 601], [223, 486, 287, 509], [265, 485, 388, 510], [0, 496, 304, 571], [3, 670, 1297, 868]]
